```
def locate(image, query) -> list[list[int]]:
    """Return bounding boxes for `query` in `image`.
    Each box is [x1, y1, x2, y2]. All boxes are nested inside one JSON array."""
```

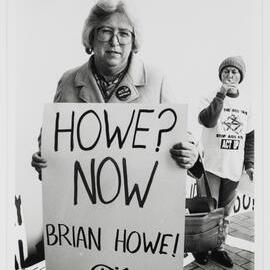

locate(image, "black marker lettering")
[[74, 160, 97, 205], [54, 111, 75, 151], [132, 109, 154, 149], [104, 109, 135, 149], [77, 110, 102, 151], [123, 159, 158, 208]]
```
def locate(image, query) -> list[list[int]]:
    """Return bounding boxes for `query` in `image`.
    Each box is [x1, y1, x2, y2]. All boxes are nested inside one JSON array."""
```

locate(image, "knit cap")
[[218, 56, 246, 83], [96, 0, 123, 12]]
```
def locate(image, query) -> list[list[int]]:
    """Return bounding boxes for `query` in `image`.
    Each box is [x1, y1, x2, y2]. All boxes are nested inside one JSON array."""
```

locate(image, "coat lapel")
[[74, 59, 105, 103]]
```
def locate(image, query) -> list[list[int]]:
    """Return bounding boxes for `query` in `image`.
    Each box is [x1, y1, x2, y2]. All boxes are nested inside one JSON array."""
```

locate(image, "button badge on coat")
[[116, 86, 131, 101]]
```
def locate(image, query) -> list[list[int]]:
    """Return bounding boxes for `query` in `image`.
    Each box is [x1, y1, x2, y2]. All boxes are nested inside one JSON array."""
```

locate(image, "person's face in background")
[[221, 66, 241, 94], [93, 12, 133, 76]]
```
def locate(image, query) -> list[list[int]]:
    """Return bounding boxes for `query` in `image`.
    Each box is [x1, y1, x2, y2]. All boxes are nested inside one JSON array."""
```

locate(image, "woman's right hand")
[[219, 85, 228, 95], [31, 151, 47, 180], [220, 83, 238, 95]]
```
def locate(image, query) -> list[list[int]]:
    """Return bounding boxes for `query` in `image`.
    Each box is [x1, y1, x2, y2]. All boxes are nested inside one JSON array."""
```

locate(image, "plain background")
[[2, 0, 264, 268]]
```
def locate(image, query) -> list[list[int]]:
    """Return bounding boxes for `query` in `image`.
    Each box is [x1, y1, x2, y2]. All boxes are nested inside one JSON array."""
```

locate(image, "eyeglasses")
[[96, 27, 133, 45]]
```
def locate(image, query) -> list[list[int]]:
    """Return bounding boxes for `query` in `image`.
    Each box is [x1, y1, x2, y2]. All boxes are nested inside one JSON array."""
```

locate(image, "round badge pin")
[[116, 86, 131, 101]]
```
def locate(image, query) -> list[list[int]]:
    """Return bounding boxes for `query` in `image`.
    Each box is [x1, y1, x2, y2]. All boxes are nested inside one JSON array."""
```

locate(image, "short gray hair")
[[82, 0, 140, 54]]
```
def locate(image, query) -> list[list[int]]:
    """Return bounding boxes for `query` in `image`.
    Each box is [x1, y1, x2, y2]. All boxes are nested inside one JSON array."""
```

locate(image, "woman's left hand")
[[169, 141, 199, 169], [246, 168, 254, 181]]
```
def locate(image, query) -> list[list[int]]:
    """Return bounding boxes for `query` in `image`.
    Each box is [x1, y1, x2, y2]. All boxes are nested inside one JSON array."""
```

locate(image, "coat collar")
[[74, 53, 146, 103]]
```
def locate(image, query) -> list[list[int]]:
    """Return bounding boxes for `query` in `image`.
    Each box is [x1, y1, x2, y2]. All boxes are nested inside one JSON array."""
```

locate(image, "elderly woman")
[[31, 0, 199, 177]]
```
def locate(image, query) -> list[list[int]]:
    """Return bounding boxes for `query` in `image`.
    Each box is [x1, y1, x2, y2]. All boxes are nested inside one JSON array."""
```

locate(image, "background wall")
[[12, 0, 260, 254]]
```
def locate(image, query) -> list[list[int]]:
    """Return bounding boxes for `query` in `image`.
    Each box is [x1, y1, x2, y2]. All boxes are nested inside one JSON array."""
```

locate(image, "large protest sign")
[[41, 103, 187, 270]]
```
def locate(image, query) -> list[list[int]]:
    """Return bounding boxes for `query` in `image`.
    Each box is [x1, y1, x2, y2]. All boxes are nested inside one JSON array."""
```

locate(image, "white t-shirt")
[[200, 89, 253, 182]]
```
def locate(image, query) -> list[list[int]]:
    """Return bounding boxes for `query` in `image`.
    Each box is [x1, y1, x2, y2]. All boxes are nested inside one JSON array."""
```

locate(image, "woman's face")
[[221, 66, 241, 85], [93, 13, 133, 75]]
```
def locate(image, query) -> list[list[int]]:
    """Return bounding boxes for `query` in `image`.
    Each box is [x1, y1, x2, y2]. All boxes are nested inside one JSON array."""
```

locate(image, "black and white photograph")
[[0, 0, 266, 269]]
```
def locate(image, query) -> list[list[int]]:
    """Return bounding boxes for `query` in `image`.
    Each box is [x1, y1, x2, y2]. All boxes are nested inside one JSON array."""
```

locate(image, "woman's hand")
[[31, 151, 47, 179], [219, 85, 228, 95], [220, 83, 238, 95], [169, 140, 199, 169], [246, 168, 254, 181]]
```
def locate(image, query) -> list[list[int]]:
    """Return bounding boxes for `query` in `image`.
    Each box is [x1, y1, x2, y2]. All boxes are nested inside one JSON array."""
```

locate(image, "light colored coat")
[[54, 53, 171, 104]]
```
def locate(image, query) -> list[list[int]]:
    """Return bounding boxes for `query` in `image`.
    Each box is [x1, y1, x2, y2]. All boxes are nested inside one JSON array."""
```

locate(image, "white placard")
[[42, 103, 187, 270]]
